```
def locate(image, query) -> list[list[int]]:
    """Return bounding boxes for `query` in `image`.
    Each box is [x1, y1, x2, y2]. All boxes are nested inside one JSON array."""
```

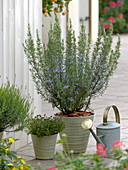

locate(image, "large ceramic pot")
[[59, 113, 94, 153], [31, 134, 57, 159]]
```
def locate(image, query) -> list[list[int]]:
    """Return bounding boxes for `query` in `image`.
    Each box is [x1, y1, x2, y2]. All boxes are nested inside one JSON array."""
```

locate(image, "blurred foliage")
[[0, 138, 32, 170], [99, 0, 128, 34], [42, 0, 72, 17]]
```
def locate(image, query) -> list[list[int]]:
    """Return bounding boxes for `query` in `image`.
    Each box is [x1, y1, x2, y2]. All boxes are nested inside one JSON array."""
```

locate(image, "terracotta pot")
[[31, 134, 57, 159]]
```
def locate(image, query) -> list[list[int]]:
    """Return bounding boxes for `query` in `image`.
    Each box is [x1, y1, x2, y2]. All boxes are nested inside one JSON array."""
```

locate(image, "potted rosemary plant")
[[0, 82, 32, 139], [23, 16, 120, 153], [25, 115, 65, 159]]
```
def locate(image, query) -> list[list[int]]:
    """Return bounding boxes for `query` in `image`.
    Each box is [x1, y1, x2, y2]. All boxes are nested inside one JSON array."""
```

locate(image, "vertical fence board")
[[3, 0, 9, 83], [23, 0, 29, 95], [0, 0, 3, 83], [9, 0, 15, 83], [28, 0, 35, 114], [15, 0, 24, 86], [0, 0, 42, 149], [33, 0, 43, 114]]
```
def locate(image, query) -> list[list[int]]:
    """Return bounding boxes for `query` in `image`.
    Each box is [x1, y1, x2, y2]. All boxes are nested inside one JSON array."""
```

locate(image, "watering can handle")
[[103, 105, 120, 125]]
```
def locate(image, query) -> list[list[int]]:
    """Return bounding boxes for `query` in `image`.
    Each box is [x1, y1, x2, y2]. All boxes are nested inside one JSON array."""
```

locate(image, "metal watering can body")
[[81, 105, 120, 157], [96, 105, 120, 157]]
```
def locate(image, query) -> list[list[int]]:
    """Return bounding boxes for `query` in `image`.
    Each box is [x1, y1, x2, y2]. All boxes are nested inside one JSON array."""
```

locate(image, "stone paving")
[[17, 35, 128, 170]]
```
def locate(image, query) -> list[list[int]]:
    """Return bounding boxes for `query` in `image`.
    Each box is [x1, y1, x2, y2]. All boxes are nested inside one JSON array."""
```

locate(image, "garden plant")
[[0, 82, 32, 133], [26, 114, 65, 137], [0, 137, 32, 170], [23, 16, 120, 116], [25, 114, 65, 159], [48, 138, 128, 170], [99, 0, 128, 33]]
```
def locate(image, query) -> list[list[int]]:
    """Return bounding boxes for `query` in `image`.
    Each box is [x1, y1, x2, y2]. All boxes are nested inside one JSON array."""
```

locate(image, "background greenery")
[[99, 0, 128, 34]]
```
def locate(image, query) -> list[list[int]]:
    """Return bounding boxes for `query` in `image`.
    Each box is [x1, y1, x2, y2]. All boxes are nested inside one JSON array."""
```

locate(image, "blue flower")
[[89, 89, 94, 94], [46, 79, 53, 83], [54, 74, 59, 78], [68, 97, 74, 102], [103, 71, 108, 75], [63, 85, 69, 89]]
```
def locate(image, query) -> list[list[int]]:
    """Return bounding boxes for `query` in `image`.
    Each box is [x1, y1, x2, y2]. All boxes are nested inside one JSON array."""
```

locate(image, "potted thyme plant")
[[0, 82, 32, 139], [25, 115, 65, 159], [23, 16, 120, 153]]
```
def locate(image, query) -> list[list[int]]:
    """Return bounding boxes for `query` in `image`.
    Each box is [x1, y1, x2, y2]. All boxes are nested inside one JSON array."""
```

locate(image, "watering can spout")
[[81, 119, 105, 147]]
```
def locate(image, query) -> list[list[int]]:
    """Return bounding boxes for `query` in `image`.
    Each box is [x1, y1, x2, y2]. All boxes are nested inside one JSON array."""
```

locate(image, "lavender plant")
[[0, 82, 32, 132], [23, 16, 120, 115]]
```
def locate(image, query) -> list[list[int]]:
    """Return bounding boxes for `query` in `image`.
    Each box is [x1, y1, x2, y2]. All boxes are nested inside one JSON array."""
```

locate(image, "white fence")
[[0, 0, 98, 150], [0, 0, 42, 149]]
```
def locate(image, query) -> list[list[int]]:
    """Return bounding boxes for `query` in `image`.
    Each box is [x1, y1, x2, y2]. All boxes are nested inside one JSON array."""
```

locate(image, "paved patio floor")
[[17, 35, 128, 170]]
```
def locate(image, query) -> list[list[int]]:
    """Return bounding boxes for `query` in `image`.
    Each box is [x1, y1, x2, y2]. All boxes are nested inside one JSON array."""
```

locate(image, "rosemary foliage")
[[23, 17, 120, 115]]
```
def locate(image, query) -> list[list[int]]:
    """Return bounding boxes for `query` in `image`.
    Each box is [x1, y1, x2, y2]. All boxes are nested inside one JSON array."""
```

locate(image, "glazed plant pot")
[[31, 134, 57, 159], [59, 113, 94, 153]]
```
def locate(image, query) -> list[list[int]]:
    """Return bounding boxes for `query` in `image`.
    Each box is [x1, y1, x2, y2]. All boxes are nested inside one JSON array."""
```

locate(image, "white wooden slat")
[[60, 14, 66, 41], [23, 0, 29, 95], [15, 0, 24, 87], [33, 0, 42, 35], [28, 0, 35, 113], [0, 0, 43, 149], [22, 0, 30, 145], [8, 0, 15, 83], [91, 0, 99, 41], [69, 0, 80, 37], [33, 0, 43, 115], [79, 0, 90, 33], [0, 0, 3, 84], [3, 0, 9, 83], [14, 0, 28, 150]]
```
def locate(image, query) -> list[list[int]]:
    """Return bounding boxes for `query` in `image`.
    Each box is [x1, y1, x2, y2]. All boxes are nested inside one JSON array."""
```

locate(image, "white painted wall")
[[79, 0, 90, 33], [69, 0, 99, 41], [0, 0, 42, 149], [91, 0, 99, 42], [69, 0, 79, 37]]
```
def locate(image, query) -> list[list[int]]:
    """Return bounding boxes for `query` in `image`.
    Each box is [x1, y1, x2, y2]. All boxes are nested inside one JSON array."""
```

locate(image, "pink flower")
[[103, 24, 111, 29], [48, 168, 60, 170], [103, 7, 107, 13], [125, 166, 128, 170], [96, 144, 107, 157], [117, 13, 123, 18], [108, 16, 115, 22], [117, 1, 123, 7], [109, 1, 116, 8], [112, 141, 125, 149], [112, 141, 125, 151]]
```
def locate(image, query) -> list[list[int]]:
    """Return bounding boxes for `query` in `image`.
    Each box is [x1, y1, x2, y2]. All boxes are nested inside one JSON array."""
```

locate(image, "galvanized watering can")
[[81, 105, 120, 157]]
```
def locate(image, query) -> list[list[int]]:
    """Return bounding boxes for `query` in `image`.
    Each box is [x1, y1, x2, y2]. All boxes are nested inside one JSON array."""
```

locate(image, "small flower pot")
[[31, 134, 57, 159]]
